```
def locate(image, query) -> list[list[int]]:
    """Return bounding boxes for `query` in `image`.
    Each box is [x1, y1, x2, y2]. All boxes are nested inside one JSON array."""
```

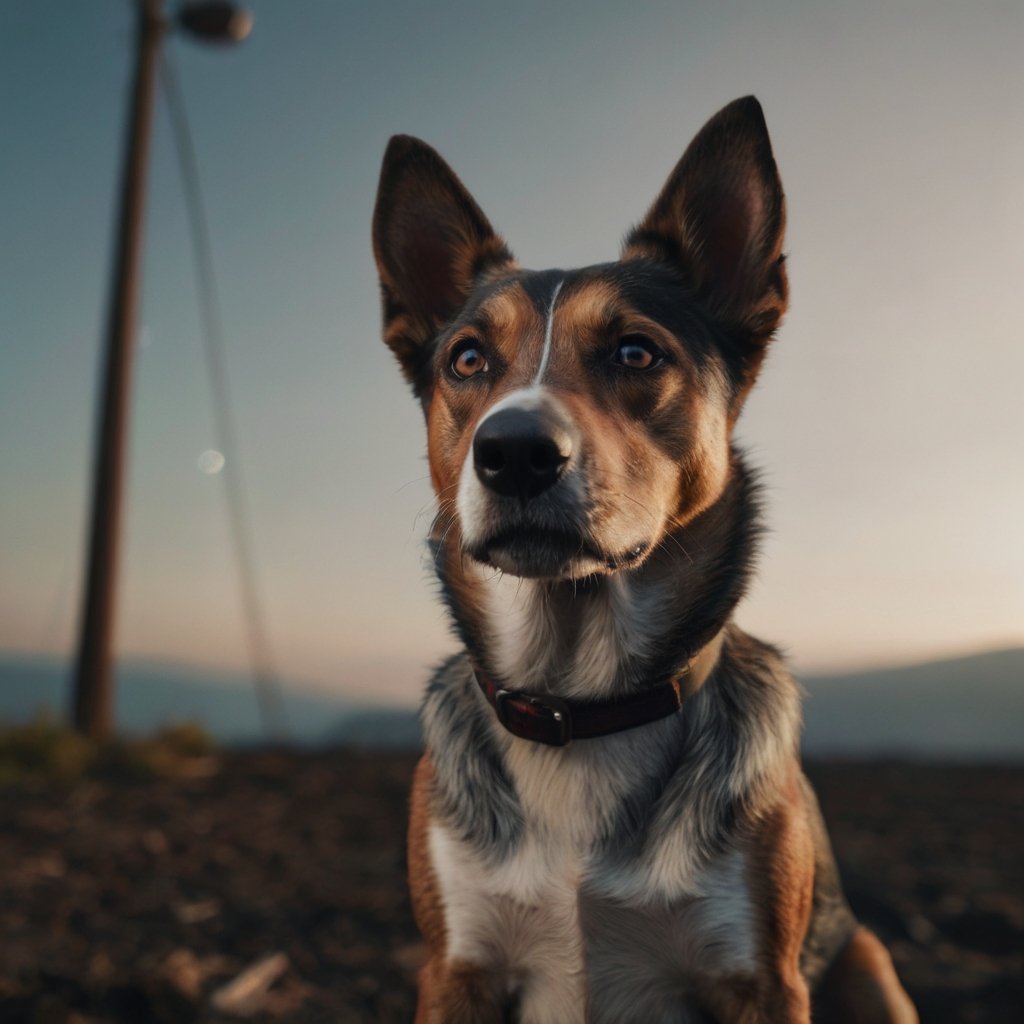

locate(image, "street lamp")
[[72, 0, 252, 739], [178, 2, 254, 44]]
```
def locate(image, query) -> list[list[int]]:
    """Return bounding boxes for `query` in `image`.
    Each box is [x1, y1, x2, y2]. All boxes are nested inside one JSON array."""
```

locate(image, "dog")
[[372, 96, 917, 1023]]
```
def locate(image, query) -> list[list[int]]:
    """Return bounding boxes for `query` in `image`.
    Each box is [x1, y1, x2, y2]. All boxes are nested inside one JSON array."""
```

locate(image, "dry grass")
[[0, 716, 218, 787]]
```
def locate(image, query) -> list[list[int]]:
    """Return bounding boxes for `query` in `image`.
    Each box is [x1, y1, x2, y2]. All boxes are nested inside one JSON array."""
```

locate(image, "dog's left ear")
[[373, 135, 515, 392], [623, 96, 787, 383]]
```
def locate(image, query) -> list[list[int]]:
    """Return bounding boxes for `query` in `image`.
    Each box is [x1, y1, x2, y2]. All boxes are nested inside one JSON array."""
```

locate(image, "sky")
[[1, 0, 1022, 708]]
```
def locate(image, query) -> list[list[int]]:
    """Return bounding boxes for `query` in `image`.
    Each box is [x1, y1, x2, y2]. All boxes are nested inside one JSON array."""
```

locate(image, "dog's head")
[[373, 96, 786, 582]]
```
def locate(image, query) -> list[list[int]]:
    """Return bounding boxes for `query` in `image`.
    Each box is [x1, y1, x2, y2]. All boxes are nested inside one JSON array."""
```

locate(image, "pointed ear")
[[623, 96, 787, 349], [372, 136, 515, 388]]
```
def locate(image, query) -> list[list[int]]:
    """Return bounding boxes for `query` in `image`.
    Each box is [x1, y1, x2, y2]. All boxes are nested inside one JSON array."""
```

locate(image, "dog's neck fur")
[[433, 447, 762, 703], [421, 448, 800, 893]]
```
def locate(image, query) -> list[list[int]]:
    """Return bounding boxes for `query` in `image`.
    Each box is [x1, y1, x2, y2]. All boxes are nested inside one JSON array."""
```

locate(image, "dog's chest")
[[429, 739, 758, 1024]]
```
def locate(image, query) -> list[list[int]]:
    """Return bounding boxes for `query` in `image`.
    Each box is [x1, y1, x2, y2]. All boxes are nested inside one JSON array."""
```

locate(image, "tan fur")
[[416, 956, 509, 1024], [408, 756, 445, 950], [549, 278, 622, 348], [409, 756, 499, 1024], [479, 280, 543, 345], [815, 928, 919, 1024]]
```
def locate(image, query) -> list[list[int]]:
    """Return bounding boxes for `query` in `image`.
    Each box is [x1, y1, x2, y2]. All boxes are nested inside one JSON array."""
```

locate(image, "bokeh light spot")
[[197, 449, 225, 475]]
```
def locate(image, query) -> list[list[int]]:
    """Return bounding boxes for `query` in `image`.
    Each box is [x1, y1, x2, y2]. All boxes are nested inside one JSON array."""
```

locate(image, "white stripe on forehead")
[[532, 278, 564, 386], [471, 277, 566, 436]]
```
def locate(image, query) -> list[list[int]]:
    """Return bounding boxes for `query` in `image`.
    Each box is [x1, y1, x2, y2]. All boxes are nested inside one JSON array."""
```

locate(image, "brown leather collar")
[[473, 633, 723, 747]]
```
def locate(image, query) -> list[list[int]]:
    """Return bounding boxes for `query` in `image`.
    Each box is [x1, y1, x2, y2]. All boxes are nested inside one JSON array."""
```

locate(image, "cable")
[[158, 49, 289, 741]]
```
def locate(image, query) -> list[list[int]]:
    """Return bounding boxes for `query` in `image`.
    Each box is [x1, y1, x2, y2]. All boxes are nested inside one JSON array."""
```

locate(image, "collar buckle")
[[494, 688, 572, 747]]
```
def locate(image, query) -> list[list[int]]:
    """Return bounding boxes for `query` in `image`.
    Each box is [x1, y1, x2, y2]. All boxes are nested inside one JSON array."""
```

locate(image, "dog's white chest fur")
[[428, 734, 758, 1024], [421, 567, 774, 1021]]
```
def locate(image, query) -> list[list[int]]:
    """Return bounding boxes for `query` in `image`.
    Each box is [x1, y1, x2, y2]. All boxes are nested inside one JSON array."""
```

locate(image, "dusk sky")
[[2, 1, 1022, 706]]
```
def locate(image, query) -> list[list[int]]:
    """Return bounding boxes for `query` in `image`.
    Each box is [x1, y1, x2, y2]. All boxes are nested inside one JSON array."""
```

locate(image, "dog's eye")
[[451, 344, 489, 380], [614, 336, 662, 370]]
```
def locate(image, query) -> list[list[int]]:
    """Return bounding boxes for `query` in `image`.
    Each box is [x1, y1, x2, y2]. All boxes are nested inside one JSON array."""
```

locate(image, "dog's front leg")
[[409, 756, 514, 1022], [695, 772, 816, 1023], [695, 972, 810, 1024], [415, 957, 512, 1024]]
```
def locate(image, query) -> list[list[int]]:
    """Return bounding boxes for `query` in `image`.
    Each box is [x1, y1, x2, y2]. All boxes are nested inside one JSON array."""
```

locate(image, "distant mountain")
[[2, 648, 1020, 759], [801, 647, 1024, 760], [323, 647, 1024, 759], [328, 707, 423, 750], [0, 653, 362, 746]]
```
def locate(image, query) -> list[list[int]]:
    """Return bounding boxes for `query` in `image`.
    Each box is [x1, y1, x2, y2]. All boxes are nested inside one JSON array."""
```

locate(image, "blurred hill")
[[801, 647, 1024, 760], [0, 654, 356, 746], [1, 647, 1021, 758]]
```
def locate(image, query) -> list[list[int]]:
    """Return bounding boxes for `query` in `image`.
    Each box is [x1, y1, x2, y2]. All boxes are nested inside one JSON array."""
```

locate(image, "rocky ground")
[[0, 750, 1020, 1023]]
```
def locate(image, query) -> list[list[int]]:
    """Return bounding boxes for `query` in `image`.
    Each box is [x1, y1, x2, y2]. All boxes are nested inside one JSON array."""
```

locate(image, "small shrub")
[[0, 715, 218, 787], [0, 712, 97, 785]]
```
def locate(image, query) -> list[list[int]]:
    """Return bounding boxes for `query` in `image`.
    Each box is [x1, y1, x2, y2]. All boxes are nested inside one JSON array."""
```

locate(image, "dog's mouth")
[[468, 525, 650, 580]]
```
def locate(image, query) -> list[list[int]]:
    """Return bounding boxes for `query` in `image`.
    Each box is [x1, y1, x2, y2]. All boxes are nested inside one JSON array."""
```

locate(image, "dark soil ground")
[[1, 751, 1020, 1023]]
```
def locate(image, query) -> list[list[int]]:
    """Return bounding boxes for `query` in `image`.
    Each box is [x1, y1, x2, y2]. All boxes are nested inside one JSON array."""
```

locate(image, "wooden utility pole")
[[72, 0, 164, 738]]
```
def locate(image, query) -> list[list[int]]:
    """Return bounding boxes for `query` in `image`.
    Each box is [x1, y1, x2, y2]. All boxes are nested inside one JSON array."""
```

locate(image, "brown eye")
[[614, 336, 662, 370], [451, 344, 489, 379]]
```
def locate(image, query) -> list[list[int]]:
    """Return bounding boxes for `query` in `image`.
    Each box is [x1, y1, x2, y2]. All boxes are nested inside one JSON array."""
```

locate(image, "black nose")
[[473, 406, 573, 501]]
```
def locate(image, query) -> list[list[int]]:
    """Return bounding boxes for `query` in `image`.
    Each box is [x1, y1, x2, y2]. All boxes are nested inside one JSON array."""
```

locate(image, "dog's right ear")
[[372, 136, 515, 391]]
